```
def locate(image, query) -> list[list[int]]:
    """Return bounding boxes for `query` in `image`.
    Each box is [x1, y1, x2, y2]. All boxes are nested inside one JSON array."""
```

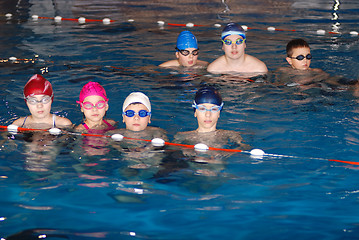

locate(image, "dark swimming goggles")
[[175, 47, 199, 56], [290, 54, 312, 61], [123, 109, 151, 117]]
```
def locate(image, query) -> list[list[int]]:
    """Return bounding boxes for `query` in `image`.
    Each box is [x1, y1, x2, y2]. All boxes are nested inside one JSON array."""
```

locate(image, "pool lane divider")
[[2, 125, 359, 166], [3, 13, 358, 36]]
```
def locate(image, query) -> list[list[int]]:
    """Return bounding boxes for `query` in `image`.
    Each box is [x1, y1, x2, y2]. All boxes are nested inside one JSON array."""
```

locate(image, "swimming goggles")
[[192, 102, 224, 112], [26, 95, 52, 105], [123, 109, 151, 117], [175, 47, 199, 56], [289, 54, 312, 61], [80, 100, 107, 110], [222, 38, 246, 46]]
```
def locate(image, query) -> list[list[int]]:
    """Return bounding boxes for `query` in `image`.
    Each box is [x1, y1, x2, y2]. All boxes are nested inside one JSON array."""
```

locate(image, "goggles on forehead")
[[26, 95, 52, 105], [222, 38, 246, 46], [289, 54, 312, 61], [123, 109, 151, 118], [192, 102, 223, 112], [175, 47, 199, 56], [80, 100, 107, 110]]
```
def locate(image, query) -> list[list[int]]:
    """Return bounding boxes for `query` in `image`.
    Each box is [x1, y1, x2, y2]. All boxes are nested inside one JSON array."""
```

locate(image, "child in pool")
[[75, 81, 116, 132], [159, 30, 208, 68], [207, 22, 268, 77], [75, 82, 116, 156], [10, 74, 72, 172], [276, 39, 358, 90], [12, 74, 72, 129], [112, 92, 167, 170], [174, 86, 249, 149], [173, 86, 250, 176]]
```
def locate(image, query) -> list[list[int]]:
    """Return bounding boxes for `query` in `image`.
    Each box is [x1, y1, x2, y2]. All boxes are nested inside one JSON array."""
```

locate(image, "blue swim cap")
[[176, 31, 198, 50], [221, 22, 246, 40], [194, 86, 223, 107]]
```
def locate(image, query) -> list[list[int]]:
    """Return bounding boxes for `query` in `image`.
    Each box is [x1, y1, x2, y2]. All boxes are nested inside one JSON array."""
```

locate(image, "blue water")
[[1, 0, 359, 239]]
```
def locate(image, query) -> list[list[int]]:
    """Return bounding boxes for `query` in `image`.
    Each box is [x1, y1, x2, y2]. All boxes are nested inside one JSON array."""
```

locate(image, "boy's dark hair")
[[286, 39, 310, 57]]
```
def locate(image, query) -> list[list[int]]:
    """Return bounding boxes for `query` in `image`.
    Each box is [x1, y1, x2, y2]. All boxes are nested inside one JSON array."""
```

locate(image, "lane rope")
[[2, 13, 358, 37], [2, 124, 359, 166]]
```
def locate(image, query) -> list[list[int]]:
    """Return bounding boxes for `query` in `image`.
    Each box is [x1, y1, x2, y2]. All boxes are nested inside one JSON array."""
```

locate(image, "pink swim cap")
[[23, 74, 54, 100], [78, 82, 108, 103]]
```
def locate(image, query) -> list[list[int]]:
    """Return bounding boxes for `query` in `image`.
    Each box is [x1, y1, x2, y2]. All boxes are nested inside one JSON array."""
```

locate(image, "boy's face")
[[286, 47, 311, 70], [175, 47, 198, 67], [123, 103, 151, 131], [194, 103, 220, 133], [222, 34, 246, 60]]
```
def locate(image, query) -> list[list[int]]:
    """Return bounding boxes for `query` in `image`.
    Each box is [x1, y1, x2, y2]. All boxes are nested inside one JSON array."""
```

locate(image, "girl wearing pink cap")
[[12, 74, 72, 129], [75, 82, 116, 132]]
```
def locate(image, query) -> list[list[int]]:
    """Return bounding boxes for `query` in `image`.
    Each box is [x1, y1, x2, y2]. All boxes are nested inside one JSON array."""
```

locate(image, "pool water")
[[1, 0, 359, 239]]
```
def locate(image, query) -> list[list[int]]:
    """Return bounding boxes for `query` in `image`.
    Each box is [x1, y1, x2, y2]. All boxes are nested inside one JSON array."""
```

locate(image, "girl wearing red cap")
[[12, 74, 72, 129]]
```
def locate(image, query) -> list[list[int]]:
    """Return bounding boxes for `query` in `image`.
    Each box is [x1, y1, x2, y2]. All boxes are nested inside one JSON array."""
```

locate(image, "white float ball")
[[151, 138, 165, 147], [54, 16, 62, 23], [7, 124, 18, 134], [102, 18, 111, 25], [316, 29, 326, 35], [194, 143, 209, 152], [78, 17, 86, 24], [250, 148, 265, 157], [111, 134, 124, 141], [49, 128, 61, 135], [157, 20, 165, 26], [186, 22, 194, 28]]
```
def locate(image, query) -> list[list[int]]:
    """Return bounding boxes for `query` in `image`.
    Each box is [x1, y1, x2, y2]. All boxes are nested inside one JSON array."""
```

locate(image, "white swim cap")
[[122, 92, 151, 112]]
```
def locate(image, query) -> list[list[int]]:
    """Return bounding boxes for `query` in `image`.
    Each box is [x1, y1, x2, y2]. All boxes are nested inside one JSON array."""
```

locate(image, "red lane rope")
[[2, 125, 359, 166]]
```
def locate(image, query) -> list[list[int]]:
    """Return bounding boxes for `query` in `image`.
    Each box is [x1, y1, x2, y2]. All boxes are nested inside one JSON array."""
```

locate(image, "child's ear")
[[194, 111, 197, 118], [122, 115, 125, 123], [286, 57, 293, 67], [175, 52, 180, 59]]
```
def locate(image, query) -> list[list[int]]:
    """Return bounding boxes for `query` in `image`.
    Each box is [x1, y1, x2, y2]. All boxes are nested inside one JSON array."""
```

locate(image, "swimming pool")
[[1, 0, 359, 239]]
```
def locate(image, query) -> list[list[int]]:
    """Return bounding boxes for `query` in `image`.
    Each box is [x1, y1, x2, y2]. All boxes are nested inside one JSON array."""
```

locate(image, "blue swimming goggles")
[[123, 109, 151, 117], [192, 102, 224, 112], [222, 38, 246, 46], [289, 54, 312, 61]]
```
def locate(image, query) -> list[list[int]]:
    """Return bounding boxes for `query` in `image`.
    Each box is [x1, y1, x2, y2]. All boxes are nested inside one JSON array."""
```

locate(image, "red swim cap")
[[23, 74, 54, 100]]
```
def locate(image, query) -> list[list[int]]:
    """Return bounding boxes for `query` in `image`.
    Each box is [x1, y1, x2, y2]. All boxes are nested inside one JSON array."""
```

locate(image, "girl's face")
[[26, 94, 52, 120], [122, 103, 151, 131], [81, 95, 108, 124], [194, 103, 220, 133]]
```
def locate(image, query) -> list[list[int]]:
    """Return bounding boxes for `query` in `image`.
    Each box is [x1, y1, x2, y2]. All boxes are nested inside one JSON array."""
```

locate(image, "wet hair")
[[286, 39, 310, 57]]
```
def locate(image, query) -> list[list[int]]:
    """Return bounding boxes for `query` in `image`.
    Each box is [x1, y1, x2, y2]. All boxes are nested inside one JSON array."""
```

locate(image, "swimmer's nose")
[[133, 114, 140, 120], [205, 110, 212, 117]]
